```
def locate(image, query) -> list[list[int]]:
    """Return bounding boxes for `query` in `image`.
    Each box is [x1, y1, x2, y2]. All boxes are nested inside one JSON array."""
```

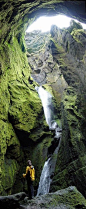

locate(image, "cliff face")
[[25, 22, 86, 197], [0, 31, 55, 195], [0, 0, 86, 199], [48, 25, 86, 197]]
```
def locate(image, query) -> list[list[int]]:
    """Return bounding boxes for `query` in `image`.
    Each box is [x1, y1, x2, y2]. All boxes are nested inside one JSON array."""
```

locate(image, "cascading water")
[[35, 86, 53, 128], [35, 86, 62, 196], [37, 158, 51, 196], [37, 138, 61, 196], [35, 86, 62, 135]]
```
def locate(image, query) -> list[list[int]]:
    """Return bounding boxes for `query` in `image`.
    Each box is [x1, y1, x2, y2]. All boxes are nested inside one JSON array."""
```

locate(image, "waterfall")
[[35, 86, 62, 196], [35, 86, 62, 136], [35, 86, 53, 128], [37, 158, 51, 196], [37, 138, 61, 196]]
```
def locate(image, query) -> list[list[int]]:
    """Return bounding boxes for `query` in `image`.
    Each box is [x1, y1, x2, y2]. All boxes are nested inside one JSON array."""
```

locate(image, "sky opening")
[[26, 15, 86, 33]]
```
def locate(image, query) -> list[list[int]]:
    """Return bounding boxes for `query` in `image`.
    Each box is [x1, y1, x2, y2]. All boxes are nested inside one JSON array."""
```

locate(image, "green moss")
[[50, 37, 65, 54], [0, 120, 21, 194], [2, 159, 19, 195], [50, 37, 67, 69], [0, 0, 86, 197], [71, 29, 86, 45], [42, 84, 54, 96], [29, 186, 86, 208], [0, 29, 54, 194], [8, 80, 42, 132], [68, 19, 83, 33], [55, 119, 62, 128], [0, 33, 42, 194]]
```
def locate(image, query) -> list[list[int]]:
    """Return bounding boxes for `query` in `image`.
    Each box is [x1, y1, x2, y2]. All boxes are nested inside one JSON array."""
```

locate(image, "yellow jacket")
[[23, 166, 35, 181]]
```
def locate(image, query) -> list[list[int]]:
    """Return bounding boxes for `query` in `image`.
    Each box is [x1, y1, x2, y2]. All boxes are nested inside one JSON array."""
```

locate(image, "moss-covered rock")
[[0, 34, 46, 195], [8, 80, 42, 134], [19, 186, 86, 209], [1, 186, 86, 209], [0, 34, 55, 194], [50, 87, 86, 196], [0, 0, 86, 199], [67, 19, 83, 33], [31, 25, 86, 197], [22, 21, 86, 199]]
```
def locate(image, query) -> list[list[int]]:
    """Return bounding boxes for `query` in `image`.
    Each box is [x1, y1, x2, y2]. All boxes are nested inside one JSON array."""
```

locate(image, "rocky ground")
[[0, 186, 86, 209]]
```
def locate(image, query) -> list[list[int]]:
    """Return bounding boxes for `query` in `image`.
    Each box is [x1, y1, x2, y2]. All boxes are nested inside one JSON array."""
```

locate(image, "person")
[[23, 160, 35, 199]]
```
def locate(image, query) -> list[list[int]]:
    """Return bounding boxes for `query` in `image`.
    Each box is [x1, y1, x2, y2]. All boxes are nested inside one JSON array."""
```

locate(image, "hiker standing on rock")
[[23, 160, 35, 199]]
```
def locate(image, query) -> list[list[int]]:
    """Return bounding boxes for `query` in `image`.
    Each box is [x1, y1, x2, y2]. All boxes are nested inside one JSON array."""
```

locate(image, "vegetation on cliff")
[[0, 2, 86, 207]]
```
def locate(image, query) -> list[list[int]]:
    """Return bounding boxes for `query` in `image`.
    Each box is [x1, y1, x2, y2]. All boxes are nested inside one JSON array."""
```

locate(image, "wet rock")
[[0, 192, 26, 209], [20, 186, 86, 209]]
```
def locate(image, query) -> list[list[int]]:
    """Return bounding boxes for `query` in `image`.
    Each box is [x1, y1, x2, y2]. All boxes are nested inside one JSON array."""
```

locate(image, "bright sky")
[[26, 15, 86, 33]]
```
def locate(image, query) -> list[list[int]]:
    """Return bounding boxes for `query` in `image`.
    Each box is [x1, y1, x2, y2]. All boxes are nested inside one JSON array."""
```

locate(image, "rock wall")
[[25, 22, 86, 197], [0, 36, 30, 195], [0, 33, 54, 195], [0, 0, 86, 197], [49, 25, 86, 197]]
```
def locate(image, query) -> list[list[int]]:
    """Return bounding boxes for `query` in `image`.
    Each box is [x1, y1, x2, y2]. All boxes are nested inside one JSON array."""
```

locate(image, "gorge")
[[0, 1, 86, 208]]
